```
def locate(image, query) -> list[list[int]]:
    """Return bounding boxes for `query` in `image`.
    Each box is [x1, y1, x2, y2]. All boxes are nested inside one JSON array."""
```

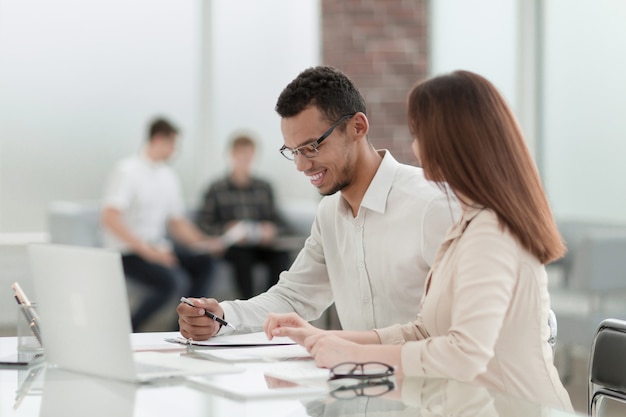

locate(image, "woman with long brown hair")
[[263, 70, 573, 410]]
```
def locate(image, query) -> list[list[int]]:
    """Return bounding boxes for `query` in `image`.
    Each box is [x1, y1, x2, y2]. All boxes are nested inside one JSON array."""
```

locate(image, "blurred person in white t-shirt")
[[101, 117, 222, 332]]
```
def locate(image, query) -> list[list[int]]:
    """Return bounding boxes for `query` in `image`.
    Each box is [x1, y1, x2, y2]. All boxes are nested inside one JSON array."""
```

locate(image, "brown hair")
[[230, 134, 256, 150], [148, 117, 178, 140], [407, 70, 565, 264]]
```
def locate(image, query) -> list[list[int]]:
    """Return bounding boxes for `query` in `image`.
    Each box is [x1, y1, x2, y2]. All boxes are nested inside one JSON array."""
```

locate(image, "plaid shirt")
[[197, 176, 289, 236]]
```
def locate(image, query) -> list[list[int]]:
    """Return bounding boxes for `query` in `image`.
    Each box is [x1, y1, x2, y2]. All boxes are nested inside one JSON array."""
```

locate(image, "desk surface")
[[0, 333, 582, 417]]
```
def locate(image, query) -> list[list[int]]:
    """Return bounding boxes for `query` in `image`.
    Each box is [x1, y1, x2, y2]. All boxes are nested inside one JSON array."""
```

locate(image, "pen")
[[14, 363, 44, 410], [179, 297, 236, 330], [12, 282, 43, 346]]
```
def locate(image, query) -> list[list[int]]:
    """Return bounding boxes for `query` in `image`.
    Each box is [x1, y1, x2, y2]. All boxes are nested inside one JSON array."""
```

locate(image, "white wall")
[[6, 0, 622, 231], [429, 0, 540, 156], [0, 0, 320, 233], [431, 0, 626, 224], [430, 0, 518, 110], [198, 1, 321, 207], [542, 0, 626, 222], [0, 0, 201, 232]]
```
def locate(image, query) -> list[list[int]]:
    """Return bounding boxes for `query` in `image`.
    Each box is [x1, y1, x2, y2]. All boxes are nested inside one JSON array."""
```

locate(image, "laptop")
[[40, 367, 136, 417], [28, 243, 242, 383]]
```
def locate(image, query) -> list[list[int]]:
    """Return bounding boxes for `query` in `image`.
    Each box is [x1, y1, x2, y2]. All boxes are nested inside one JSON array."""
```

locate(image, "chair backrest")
[[47, 200, 318, 248], [554, 220, 626, 285], [47, 201, 102, 247], [588, 318, 626, 416], [568, 229, 626, 292], [277, 199, 318, 237]]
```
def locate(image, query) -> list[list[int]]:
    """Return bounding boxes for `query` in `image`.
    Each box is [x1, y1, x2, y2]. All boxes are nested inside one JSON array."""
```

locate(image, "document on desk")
[[186, 370, 327, 400], [188, 344, 311, 363], [164, 331, 297, 347]]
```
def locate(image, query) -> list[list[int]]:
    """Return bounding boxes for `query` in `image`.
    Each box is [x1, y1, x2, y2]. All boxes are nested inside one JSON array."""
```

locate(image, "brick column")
[[322, 0, 429, 165]]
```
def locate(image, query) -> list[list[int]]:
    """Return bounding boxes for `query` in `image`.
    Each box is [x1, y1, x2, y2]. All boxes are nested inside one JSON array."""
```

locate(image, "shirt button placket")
[[354, 217, 374, 328]]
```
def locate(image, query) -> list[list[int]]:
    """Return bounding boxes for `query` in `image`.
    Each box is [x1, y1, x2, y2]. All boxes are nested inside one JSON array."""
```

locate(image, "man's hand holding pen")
[[177, 297, 229, 340]]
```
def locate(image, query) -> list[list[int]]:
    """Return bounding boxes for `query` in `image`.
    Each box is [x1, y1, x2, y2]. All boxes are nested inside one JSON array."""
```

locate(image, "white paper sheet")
[[189, 344, 311, 362], [164, 331, 296, 347]]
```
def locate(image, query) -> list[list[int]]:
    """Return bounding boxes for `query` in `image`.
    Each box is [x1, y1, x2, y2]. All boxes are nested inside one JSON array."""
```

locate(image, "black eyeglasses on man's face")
[[279, 113, 356, 161]]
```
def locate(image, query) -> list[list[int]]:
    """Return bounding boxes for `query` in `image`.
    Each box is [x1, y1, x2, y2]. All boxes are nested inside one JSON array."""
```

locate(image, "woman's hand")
[[263, 312, 324, 345], [304, 333, 361, 368]]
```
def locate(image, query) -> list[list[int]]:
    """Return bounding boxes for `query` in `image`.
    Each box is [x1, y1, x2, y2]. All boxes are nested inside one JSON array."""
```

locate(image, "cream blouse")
[[375, 206, 573, 411]]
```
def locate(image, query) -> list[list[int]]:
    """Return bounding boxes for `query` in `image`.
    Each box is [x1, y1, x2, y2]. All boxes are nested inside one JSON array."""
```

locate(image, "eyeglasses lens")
[[331, 362, 392, 379], [331, 379, 395, 399]]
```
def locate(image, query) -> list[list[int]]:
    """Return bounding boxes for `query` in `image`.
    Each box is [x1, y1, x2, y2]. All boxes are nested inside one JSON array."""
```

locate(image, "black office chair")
[[588, 318, 626, 416]]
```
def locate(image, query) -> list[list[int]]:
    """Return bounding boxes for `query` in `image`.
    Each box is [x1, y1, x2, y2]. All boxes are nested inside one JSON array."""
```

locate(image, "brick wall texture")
[[322, 0, 429, 165]]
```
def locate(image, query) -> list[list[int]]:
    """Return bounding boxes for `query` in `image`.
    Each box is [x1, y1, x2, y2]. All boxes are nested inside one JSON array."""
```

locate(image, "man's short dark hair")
[[148, 117, 179, 140], [275, 66, 367, 123]]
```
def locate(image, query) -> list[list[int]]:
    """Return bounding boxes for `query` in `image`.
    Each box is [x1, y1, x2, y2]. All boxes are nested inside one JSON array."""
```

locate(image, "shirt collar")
[[358, 149, 399, 214], [446, 204, 485, 239]]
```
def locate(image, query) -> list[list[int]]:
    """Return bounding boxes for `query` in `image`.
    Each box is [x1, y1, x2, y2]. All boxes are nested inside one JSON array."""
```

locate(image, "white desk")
[[0, 333, 582, 417]]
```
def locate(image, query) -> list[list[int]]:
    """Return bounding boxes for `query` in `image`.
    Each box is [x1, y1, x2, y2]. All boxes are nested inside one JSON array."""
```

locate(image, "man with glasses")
[[177, 66, 458, 339]]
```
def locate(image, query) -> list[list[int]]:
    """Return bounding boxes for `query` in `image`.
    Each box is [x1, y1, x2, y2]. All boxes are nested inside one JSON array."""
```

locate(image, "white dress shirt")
[[220, 150, 459, 333], [101, 151, 185, 253]]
